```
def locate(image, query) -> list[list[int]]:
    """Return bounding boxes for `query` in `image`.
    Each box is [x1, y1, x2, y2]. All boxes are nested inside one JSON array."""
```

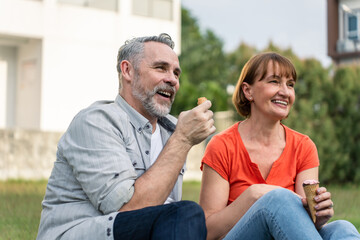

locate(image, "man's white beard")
[[131, 76, 175, 118]]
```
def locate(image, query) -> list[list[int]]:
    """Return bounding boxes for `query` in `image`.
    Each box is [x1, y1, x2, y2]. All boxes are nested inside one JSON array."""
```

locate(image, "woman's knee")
[[320, 220, 360, 239], [262, 188, 299, 204], [330, 220, 356, 228], [258, 188, 303, 215]]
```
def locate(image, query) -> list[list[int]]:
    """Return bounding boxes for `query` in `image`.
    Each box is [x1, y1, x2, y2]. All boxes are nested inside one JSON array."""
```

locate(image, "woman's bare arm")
[[199, 164, 281, 240]]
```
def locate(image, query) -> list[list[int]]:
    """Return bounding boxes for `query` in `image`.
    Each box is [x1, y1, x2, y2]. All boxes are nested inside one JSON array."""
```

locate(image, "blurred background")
[[1, 0, 360, 238], [1, 0, 360, 184]]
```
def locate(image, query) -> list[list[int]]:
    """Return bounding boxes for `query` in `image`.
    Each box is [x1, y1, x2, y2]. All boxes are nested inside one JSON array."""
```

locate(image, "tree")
[[325, 66, 360, 183], [171, 8, 229, 115]]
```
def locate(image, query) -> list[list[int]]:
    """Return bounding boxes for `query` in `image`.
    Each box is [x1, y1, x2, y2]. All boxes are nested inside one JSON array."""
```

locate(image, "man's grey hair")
[[116, 33, 175, 89]]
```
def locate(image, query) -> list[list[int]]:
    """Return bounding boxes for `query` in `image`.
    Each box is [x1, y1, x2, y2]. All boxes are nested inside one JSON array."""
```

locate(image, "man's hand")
[[174, 100, 216, 146]]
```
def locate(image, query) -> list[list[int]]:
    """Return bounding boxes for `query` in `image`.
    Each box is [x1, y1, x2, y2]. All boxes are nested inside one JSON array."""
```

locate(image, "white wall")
[[0, 46, 17, 129], [16, 39, 42, 129], [0, 0, 181, 131], [0, 60, 7, 127]]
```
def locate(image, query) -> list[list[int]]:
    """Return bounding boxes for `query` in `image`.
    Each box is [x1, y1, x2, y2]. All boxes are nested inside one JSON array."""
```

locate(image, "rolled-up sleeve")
[[59, 106, 138, 213]]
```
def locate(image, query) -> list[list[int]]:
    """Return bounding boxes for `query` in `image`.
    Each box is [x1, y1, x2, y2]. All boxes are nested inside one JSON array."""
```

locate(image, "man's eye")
[[156, 66, 165, 70]]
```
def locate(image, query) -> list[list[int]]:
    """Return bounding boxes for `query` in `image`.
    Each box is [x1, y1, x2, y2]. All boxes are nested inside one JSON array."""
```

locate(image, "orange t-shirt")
[[201, 122, 320, 205]]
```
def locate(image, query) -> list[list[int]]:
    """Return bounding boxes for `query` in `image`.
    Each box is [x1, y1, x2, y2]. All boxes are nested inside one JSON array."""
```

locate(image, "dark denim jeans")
[[113, 200, 207, 240]]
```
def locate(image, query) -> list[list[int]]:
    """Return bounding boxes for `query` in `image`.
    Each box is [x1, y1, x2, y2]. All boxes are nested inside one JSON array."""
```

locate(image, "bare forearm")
[[206, 190, 258, 240], [120, 133, 192, 211], [205, 184, 282, 240], [121, 102, 215, 211]]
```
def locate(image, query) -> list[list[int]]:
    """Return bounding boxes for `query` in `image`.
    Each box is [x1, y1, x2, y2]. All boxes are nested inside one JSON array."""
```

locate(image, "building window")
[[133, 0, 173, 20], [58, 0, 118, 12], [348, 15, 358, 40], [342, 5, 360, 41]]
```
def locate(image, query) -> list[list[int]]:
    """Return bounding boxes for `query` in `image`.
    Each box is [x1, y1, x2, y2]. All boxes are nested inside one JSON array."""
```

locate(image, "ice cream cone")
[[303, 180, 319, 223], [197, 97, 207, 105]]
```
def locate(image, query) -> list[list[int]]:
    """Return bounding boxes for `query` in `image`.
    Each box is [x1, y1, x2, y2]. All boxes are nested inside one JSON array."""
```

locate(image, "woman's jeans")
[[113, 200, 207, 240], [224, 188, 360, 240]]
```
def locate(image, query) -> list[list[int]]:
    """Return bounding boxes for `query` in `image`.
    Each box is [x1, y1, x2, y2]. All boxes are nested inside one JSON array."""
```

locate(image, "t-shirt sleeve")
[[296, 136, 320, 173], [201, 135, 229, 181]]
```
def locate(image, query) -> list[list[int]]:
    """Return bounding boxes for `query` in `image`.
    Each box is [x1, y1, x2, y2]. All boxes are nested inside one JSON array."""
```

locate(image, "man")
[[36, 33, 216, 240]]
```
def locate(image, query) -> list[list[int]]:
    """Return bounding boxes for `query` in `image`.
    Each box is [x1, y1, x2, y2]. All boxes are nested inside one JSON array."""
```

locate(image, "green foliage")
[[325, 66, 360, 183], [171, 8, 230, 114], [178, 6, 360, 184], [226, 42, 257, 87]]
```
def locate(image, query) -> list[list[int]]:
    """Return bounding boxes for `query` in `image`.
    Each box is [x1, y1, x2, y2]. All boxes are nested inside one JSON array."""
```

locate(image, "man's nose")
[[164, 72, 179, 86]]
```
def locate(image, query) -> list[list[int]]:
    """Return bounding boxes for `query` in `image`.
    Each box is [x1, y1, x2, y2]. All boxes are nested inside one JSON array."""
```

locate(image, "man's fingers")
[[195, 100, 212, 111]]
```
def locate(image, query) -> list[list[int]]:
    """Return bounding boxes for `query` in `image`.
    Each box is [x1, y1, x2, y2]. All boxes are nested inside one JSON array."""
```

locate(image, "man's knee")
[[153, 201, 207, 239], [172, 200, 205, 220]]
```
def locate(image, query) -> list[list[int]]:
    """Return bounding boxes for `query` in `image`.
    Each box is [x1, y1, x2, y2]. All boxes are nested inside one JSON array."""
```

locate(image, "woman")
[[199, 52, 360, 240]]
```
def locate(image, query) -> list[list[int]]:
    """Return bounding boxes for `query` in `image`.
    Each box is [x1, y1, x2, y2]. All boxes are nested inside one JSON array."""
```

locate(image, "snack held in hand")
[[303, 179, 320, 223], [197, 97, 207, 105]]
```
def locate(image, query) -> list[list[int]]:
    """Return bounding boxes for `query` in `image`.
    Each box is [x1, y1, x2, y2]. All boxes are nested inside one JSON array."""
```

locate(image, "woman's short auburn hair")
[[232, 52, 297, 117]]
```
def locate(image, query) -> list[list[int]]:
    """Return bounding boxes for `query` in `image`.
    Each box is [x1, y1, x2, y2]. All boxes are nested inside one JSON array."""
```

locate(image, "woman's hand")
[[301, 186, 334, 229]]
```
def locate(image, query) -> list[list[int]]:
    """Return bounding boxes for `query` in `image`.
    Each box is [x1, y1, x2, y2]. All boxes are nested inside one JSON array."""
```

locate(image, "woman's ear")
[[241, 82, 253, 101]]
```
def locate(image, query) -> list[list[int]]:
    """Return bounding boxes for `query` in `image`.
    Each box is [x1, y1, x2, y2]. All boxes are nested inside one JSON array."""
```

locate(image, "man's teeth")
[[158, 91, 171, 97], [272, 100, 288, 105]]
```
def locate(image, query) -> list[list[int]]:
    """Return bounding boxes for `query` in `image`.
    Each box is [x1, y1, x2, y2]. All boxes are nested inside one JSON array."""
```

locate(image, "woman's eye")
[[288, 82, 295, 88]]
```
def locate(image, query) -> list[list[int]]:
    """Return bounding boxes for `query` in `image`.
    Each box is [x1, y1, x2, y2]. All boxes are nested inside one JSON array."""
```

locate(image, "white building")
[[0, 0, 181, 132], [327, 0, 360, 65], [0, 0, 182, 180]]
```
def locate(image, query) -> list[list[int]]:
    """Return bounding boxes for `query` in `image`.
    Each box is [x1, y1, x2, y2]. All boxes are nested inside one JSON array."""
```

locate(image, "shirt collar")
[[115, 95, 176, 133], [115, 95, 150, 133]]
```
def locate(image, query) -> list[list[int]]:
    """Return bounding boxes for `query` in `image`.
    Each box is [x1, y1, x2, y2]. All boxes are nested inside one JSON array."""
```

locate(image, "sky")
[[181, 0, 331, 67]]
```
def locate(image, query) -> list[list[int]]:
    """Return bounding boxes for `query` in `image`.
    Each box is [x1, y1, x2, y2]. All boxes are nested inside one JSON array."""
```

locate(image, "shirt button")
[[145, 150, 150, 155], [181, 169, 185, 174], [138, 127, 142, 131], [109, 216, 113, 221]]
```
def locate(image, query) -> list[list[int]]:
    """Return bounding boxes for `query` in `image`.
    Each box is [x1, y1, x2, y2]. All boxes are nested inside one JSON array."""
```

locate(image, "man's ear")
[[241, 82, 253, 101], [120, 60, 133, 83]]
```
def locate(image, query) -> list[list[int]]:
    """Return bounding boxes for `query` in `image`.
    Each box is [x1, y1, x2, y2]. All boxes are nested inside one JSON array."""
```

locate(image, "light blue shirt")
[[36, 95, 185, 240]]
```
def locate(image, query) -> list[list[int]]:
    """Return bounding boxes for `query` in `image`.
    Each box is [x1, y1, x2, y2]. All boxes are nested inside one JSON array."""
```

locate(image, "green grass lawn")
[[0, 180, 48, 240], [0, 180, 359, 239]]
